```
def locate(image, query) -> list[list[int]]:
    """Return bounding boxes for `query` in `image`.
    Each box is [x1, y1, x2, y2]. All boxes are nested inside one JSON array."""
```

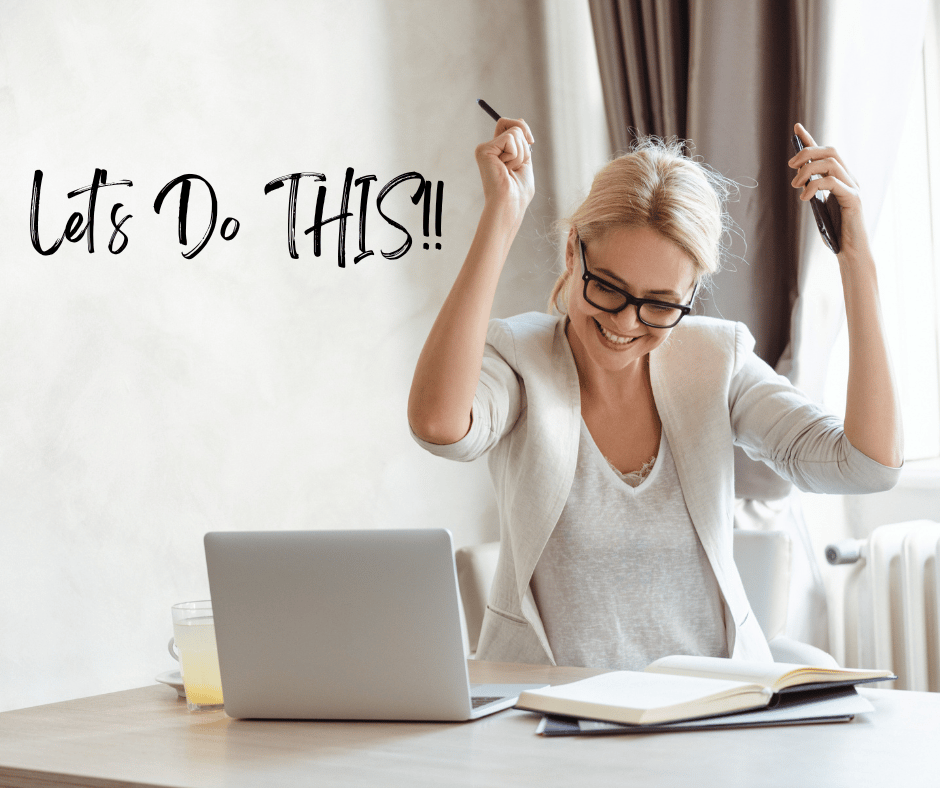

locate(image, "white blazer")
[[413, 312, 900, 665]]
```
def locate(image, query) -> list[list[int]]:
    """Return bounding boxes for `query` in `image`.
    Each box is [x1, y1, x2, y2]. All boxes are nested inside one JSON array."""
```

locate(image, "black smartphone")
[[791, 134, 841, 254]]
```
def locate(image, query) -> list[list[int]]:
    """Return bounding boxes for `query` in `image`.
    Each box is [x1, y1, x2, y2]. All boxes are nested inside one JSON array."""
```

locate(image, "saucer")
[[155, 670, 185, 698]]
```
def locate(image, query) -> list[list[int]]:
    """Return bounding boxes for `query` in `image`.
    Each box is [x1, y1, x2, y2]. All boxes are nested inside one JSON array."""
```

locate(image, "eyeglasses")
[[579, 239, 697, 329]]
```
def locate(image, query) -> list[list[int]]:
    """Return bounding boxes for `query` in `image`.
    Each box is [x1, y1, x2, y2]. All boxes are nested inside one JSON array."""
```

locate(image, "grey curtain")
[[589, 0, 689, 146]]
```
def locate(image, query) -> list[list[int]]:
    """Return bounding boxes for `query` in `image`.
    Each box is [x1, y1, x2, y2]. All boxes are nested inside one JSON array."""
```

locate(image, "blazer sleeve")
[[410, 319, 525, 462], [728, 322, 901, 494]]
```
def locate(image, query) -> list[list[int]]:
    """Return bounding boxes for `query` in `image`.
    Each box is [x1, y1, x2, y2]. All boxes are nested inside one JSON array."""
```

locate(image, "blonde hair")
[[549, 136, 735, 315]]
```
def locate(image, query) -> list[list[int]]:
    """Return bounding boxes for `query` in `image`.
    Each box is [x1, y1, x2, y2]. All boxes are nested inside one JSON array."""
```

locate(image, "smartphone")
[[791, 134, 841, 254]]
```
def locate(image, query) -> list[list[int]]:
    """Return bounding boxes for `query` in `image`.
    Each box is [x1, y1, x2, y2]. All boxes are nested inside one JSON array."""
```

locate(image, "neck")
[[565, 319, 651, 406]]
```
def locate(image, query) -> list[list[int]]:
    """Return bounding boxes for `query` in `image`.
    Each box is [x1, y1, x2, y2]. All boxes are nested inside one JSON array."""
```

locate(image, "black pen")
[[477, 99, 534, 149], [477, 98, 501, 122]]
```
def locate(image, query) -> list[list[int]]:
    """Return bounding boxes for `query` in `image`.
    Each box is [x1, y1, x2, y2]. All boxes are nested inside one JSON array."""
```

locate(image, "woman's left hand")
[[788, 122, 871, 262], [788, 123, 903, 468]]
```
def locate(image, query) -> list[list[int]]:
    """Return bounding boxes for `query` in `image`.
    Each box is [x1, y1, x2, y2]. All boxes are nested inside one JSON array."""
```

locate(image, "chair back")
[[732, 529, 791, 640], [454, 542, 500, 654]]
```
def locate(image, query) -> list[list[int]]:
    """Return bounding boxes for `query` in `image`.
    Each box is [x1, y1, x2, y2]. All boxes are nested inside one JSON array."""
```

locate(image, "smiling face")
[[563, 225, 697, 380]]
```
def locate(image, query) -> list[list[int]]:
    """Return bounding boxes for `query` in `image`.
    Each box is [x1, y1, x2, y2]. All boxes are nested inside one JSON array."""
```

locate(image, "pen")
[[477, 98, 534, 149], [477, 98, 501, 122]]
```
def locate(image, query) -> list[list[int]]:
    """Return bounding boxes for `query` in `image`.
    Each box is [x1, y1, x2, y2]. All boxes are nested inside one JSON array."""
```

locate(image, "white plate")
[[156, 670, 185, 698]]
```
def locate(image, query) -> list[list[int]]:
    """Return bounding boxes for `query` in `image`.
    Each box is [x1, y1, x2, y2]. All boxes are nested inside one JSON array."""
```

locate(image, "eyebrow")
[[594, 267, 682, 300]]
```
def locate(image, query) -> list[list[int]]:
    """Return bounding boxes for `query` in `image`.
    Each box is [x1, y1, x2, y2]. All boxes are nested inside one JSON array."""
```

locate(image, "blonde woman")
[[408, 118, 902, 669]]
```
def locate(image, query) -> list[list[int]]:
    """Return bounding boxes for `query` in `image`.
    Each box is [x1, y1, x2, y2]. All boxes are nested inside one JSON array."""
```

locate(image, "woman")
[[408, 118, 902, 669]]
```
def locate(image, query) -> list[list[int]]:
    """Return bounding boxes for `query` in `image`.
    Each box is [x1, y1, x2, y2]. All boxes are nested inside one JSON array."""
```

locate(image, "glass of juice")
[[171, 600, 224, 711]]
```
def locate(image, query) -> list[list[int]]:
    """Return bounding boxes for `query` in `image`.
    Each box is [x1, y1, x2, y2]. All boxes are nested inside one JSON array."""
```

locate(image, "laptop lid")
[[205, 528, 511, 721]]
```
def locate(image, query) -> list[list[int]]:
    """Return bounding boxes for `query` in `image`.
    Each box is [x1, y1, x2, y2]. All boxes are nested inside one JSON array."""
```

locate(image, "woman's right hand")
[[475, 118, 535, 219]]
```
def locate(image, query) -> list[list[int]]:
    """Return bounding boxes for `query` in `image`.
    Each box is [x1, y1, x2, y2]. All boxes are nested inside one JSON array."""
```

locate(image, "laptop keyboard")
[[471, 696, 505, 709]]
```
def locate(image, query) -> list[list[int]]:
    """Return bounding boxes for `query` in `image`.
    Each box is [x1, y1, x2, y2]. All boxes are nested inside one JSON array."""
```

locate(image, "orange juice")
[[173, 615, 224, 709]]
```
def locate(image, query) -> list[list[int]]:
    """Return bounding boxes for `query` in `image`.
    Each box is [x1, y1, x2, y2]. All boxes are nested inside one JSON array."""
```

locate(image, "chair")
[[455, 530, 837, 665]]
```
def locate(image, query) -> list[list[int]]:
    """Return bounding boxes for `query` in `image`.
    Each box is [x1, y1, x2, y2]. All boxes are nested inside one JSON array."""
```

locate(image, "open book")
[[514, 656, 894, 727]]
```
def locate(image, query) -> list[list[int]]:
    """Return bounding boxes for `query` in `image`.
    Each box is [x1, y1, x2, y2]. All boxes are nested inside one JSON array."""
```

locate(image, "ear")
[[564, 228, 578, 275]]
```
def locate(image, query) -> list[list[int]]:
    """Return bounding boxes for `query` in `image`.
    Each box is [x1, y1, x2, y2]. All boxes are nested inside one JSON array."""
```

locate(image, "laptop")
[[204, 528, 546, 720]]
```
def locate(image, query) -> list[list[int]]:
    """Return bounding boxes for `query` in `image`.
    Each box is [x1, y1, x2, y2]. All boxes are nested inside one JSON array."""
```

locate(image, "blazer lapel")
[[510, 317, 581, 653], [649, 330, 740, 612]]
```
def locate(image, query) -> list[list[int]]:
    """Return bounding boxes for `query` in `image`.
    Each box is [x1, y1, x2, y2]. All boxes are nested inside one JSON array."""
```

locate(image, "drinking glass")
[[169, 600, 224, 711]]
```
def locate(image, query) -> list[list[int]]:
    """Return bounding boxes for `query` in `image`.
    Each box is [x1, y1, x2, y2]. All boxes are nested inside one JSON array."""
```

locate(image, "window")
[[823, 0, 940, 461]]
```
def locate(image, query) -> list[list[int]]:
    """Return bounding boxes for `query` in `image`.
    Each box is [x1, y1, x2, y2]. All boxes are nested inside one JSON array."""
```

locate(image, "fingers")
[[495, 119, 533, 170], [788, 122, 859, 189], [791, 156, 853, 193], [793, 121, 817, 148], [790, 154, 860, 206], [476, 124, 531, 173], [474, 116, 536, 205], [495, 117, 535, 147], [501, 126, 532, 169], [795, 174, 857, 204], [791, 147, 858, 189]]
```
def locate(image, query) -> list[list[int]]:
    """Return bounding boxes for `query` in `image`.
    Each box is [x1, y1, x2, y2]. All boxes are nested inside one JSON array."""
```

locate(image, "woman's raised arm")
[[789, 122, 903, 468], [408, 118, 535, 445]]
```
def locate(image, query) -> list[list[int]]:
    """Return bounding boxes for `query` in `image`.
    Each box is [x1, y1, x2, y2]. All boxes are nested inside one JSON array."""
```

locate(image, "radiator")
[[827, 520, 940, 691]]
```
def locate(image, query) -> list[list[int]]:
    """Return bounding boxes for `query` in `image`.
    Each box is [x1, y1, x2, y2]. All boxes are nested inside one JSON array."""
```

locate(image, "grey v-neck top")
[[530, 419, 729, 671]]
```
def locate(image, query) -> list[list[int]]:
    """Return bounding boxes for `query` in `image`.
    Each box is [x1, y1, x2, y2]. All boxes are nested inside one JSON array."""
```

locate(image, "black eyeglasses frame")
[[578, 239, 697, 329]]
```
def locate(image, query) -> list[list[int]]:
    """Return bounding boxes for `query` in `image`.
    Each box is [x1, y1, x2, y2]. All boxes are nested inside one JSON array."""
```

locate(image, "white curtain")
[[541, 0, 613, 242], [785, 0, 929, 401]]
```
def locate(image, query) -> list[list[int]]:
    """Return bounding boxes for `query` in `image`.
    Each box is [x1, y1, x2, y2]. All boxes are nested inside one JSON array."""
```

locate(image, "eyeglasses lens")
[[584, 280, 682, 327]]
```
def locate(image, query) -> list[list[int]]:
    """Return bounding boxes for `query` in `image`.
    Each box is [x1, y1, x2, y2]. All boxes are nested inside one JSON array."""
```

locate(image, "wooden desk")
[[0, 661, 936, 788]]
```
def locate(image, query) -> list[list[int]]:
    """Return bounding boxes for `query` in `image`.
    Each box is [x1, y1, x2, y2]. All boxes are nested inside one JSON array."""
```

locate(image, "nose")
[[611, 303, 642, 332]]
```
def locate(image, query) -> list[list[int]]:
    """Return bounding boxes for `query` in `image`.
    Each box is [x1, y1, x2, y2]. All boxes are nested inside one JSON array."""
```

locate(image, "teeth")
[[597, 322, 636, 345]]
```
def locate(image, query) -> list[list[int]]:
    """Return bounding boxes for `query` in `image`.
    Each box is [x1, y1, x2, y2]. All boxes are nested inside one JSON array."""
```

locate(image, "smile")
[[595, 319, 639, 345]]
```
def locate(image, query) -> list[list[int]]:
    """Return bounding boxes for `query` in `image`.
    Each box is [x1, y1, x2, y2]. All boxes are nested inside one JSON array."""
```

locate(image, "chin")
[[576, 314, 667, 368], [593, 343, 648, 370], [569, 312, 661, 369]]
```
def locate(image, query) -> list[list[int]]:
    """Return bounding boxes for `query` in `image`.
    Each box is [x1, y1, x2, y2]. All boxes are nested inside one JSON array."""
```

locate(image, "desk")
[[0, 661, 936, 788]]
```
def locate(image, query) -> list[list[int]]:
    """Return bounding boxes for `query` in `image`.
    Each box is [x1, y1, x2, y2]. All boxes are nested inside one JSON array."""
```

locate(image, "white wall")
[[0, 0, 564, 711]]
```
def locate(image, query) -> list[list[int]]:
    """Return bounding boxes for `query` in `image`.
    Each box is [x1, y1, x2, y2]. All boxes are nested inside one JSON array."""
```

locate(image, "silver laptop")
[[204, 528, 545, 720]]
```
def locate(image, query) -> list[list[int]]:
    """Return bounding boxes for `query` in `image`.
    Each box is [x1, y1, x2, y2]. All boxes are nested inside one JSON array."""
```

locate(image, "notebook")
[[204, 528, 545, 720]]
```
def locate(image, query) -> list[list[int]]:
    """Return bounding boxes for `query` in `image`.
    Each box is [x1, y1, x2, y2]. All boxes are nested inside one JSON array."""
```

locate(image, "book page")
[[516, 671, 771, 725], [645, 656, 803, 688], [645, 655, 891, 691]]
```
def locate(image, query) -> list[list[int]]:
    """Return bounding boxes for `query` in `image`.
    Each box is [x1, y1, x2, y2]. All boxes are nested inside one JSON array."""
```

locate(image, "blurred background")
[[1, 0, 937, 710]]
